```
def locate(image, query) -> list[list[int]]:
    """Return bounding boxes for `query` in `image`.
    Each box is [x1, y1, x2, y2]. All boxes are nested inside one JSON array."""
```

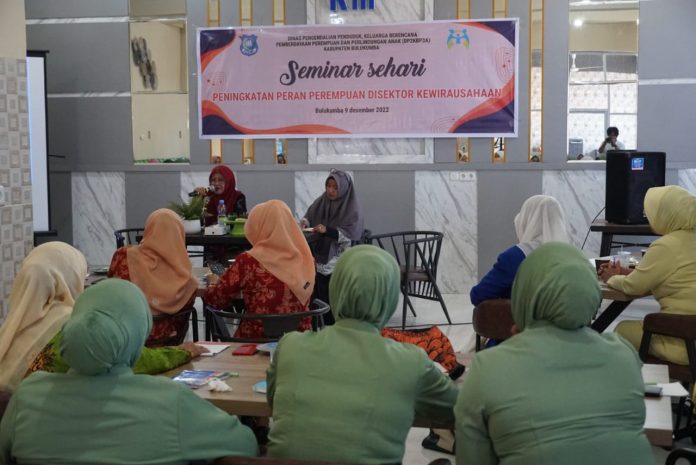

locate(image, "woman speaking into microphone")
[[194, 166, 247, 226]]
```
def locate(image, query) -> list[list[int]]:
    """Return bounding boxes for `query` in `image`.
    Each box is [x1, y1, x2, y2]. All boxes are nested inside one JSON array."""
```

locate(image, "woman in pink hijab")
[[108, 209, 200, 347]]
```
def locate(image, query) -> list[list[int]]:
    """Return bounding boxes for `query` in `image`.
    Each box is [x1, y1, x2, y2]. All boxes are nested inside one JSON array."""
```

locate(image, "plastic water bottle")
[[217, 200, 226, 226]]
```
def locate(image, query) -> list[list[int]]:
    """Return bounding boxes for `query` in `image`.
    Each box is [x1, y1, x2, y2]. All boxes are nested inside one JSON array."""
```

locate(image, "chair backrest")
[[351, 228, 373, 246], [207, 299, 330, 343], [639, 312, 696, 383], [147, 307, 197, 347], [114, 228, 144, 249], [367, 231, 444, 281], [472, 299, 514, 350]]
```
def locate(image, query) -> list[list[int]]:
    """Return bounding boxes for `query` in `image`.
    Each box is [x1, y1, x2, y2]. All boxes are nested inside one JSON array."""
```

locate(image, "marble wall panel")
[[542, 170, 605, 256], [415, 171, 477, 294], [679, 169, 696, 194], [71, 172, 125, 265]]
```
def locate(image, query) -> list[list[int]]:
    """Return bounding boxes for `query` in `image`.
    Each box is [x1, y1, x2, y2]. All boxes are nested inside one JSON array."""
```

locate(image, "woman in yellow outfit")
[[600, 185, 696, 365]]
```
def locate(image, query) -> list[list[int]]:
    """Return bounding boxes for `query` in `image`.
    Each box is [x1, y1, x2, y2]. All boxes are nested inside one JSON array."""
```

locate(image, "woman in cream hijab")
[[470, 194, 568, 305], [601, 185, 696, 365], [0, 242, 204, 393], [0, 242, 86, 391]]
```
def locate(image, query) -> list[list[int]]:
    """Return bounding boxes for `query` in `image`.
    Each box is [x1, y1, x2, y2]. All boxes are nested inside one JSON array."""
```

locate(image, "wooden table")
[[164, 343, 271, 417], [590, 219, 657, 257], [165, 345, 674, 445], [592, 283, 637, 333]]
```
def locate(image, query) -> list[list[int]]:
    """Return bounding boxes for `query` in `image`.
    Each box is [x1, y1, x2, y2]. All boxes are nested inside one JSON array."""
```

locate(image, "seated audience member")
[[194, 165, 247, 226], [109, 208, 199, 347], [456, 242, 653, 465], [301, 169, 364, 323], [601, 186, 696, 365], [597, 126, 625, 158], [470, 195, 568, 306], [267, 245, 457, 464], [0, 279, 257, 464], [0, 242, 202, 394], [204, 200, 315, 340]]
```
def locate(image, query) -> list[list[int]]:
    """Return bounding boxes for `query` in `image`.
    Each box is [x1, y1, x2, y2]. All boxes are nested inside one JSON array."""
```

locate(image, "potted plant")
[[168, 196, 204, 234]]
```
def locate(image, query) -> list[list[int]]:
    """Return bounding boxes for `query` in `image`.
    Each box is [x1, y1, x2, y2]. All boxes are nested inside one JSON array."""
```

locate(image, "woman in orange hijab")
[[204, 200, 315, 339], [108, 209, 200, 347]]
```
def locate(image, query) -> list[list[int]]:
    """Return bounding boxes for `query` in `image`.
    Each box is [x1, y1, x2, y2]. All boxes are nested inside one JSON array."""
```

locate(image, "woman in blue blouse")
[[470, 195, 569, 306]]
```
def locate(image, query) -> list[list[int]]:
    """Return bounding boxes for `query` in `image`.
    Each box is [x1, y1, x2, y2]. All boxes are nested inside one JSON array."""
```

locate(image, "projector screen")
[[26, 52, 50, 233]]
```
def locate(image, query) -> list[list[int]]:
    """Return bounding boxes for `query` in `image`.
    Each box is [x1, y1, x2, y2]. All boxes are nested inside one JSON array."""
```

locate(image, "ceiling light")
[[573, 18, 584, 27]]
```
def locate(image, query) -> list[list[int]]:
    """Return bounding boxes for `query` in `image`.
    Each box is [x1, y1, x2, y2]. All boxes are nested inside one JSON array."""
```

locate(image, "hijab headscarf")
[[644, 186, 696, 236], [60, 279, 152, 375], [0, 242, 87, 391], [328, 245, 400, 329], [205, 165, 244, 224], [514, 195, 569, 255], [126, 209, 198, 314], [245, 200, 315, 305], [304, 169, 364, 264], [511, 242, 601, 332]]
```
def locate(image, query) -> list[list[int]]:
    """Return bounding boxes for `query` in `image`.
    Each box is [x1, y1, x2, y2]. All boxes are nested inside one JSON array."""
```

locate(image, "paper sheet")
[[656, 382, 689, 397], [198, 342, 232, 356]]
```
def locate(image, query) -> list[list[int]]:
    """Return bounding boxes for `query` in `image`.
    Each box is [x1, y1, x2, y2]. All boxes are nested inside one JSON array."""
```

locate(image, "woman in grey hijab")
[[301, 169, 364, 323]]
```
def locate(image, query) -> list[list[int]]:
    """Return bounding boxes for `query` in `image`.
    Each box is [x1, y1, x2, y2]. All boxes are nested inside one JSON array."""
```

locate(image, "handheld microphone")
[[188, 186, 214, 197]]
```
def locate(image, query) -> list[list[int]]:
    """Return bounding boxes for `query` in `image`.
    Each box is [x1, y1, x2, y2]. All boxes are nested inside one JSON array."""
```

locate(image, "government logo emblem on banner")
[[240, 35, 258, 56]]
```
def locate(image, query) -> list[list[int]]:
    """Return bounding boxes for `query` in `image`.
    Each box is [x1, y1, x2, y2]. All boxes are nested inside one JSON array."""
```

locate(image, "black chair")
[[667, 448, 696, 465], [147, 306, 199, 346], [114, 228, 144, 249], [206, 299, 330, 343], [367, 231, 451, 329], [351, 228, 373, 246]]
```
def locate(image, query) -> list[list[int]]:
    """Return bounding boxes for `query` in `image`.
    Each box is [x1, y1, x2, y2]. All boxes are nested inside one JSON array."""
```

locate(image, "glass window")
[[609, 82, 637, 114], [568, 112, 605, 159], [568, 83, 608, 110], [610, 114, 637, 150], [569, 53, 604, 83]]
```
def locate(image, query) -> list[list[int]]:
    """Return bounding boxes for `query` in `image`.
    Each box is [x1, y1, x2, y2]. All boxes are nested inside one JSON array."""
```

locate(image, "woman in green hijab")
[[0, 279, 257, 465], [455, 243, 652, 465], [266, 245, 457, 464], [600, 185, 696, 365]]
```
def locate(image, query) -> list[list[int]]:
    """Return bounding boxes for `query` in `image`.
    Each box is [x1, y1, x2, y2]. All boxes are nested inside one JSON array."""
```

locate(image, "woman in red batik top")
[[204, 200, 316, 340]]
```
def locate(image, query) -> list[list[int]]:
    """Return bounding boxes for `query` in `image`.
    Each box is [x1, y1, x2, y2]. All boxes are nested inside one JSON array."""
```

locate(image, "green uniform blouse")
[[455, 324, 653, 465], [0, 367, 257, 464], [267, 319, 458, 464]]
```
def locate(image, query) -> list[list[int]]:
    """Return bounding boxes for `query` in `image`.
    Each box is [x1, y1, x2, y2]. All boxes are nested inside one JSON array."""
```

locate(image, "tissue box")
[[204, 224, 230, 236]]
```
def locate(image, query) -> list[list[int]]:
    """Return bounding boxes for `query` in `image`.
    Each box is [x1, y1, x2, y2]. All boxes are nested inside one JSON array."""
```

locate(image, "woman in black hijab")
[[301, 169, 364, 323]]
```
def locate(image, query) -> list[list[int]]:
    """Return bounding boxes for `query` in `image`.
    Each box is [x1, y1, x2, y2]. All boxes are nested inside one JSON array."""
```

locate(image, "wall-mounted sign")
[[330, 0, 375, 12], [197, 19, 518, 139]]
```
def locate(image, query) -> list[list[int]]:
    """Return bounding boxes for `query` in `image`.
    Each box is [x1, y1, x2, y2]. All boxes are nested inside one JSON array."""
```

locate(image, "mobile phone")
[[644, 385, 663, 397], [232, 344, 258, 356]]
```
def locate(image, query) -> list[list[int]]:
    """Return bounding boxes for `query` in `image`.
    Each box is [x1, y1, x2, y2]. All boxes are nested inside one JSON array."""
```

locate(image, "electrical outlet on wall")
[[0, 185, 6, 206]]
